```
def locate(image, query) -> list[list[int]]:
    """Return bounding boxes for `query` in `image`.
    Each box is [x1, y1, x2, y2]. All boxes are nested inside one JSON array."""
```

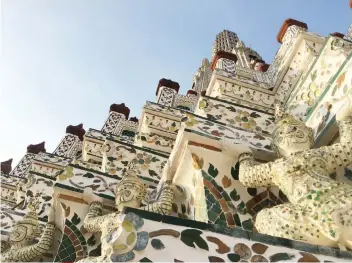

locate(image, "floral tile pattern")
[[287, 36, 352, 120], [197, 97, 275, 135]]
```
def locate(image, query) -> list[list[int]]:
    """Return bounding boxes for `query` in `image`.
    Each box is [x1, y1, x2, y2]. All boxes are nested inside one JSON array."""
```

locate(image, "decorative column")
[[156, 78, 180, 107], [263, 18, 308, 87], [101, 103, 130, 134], [10, 142, 46, 177], [53, 124, 86, 158], [211, 51, 238, 75], [276, 18, 308, 44], [118, 116, 139, 143]]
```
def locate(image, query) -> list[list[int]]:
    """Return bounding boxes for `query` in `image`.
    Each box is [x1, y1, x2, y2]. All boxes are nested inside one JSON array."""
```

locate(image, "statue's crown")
[[274, 103, 295, 123], [119, 165, 145, 187], [16, 206, 39, 227]]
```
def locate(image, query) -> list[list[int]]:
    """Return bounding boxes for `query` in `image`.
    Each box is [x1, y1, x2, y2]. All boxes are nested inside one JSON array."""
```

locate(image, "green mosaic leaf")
[[241, 219, 253, 230], [140, 257, 153, 262], [42, 196, 52, 202], [207, 114, 217, 122], [180, 229, 209, 251], [151, 239, 165, 250], [87, 234, 96, 246], [45, 180, 54, 187], [227, 106, 237, 112], [148, 169, 158, 177], [231, 165, 239, 180], [227, 253, 241, 262], [269, 253, 295, 262], [237, 201, 247, 215], [250, 112, 261, 118], [151, 157, 160, 162], [71, 213, 81, 225], [107, 156, 116, 162], [88, 244, 101, 256], [230, 189, 240, 201], [83, 173, 94, 178], [208, 164, 218, 178]]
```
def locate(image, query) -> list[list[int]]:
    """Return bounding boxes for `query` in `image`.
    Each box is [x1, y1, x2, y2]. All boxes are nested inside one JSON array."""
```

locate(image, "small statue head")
[[9, 209, 41, 247], [115, 169, 147, 211], [272, 104, 314, 157]]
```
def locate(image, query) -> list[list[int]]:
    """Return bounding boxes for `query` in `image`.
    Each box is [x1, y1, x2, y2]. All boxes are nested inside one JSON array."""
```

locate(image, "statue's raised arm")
[[220, 138, 275, 188], [317, 91, 352, 173], [1, 204, 56, 262], [141, 160, 174, 214]]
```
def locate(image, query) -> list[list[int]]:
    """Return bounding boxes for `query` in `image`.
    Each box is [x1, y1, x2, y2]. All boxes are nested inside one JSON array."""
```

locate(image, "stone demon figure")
[[221, 92, 352, 249], [78, 161, 175, 262], [0, 202, 56, 262]]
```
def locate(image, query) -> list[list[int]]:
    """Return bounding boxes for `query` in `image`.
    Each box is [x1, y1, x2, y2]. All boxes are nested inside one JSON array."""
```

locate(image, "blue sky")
[[0, 0, 351, 165]]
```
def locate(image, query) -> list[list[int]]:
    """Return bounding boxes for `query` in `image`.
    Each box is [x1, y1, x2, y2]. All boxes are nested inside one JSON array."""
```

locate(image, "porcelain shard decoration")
[[77, 162, 175, 262], [2, 18, 352, 263], [0, 202, 56, 262], [221, 99, 352, 249]]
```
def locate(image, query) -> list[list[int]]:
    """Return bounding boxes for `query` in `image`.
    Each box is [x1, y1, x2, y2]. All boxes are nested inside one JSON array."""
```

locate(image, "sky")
[[0, 0, 351, 165]]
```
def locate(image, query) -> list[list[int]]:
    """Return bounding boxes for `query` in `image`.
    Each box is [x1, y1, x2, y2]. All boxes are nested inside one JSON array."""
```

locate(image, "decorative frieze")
[[157, 87, 177, 107], [287, 36, 352, 120], [54, 124, 85, 158], [196, 96, 275, 135], [10, 153, 36, 178]]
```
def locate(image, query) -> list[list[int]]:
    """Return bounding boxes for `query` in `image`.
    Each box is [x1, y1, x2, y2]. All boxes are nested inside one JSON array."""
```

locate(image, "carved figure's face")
[[115, 178, 147, 211], [9, 223, 36, 246], [272, 117, 314, 158]]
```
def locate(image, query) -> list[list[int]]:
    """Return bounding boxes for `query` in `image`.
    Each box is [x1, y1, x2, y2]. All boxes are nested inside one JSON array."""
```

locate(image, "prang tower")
[[1, 17, 352, 263]]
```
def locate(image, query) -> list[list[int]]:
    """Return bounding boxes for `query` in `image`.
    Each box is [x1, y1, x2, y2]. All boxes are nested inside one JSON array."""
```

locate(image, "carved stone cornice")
[[211, 51, 238, 70]]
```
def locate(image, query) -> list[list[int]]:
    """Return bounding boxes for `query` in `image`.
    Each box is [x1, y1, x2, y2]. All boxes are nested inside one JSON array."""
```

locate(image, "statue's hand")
[[162, 160, 175, 182], [82, 187, 103, 204], [220, 138, 252, 159], [48, 206, 55, 223], [336, 89, 352, 121]]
